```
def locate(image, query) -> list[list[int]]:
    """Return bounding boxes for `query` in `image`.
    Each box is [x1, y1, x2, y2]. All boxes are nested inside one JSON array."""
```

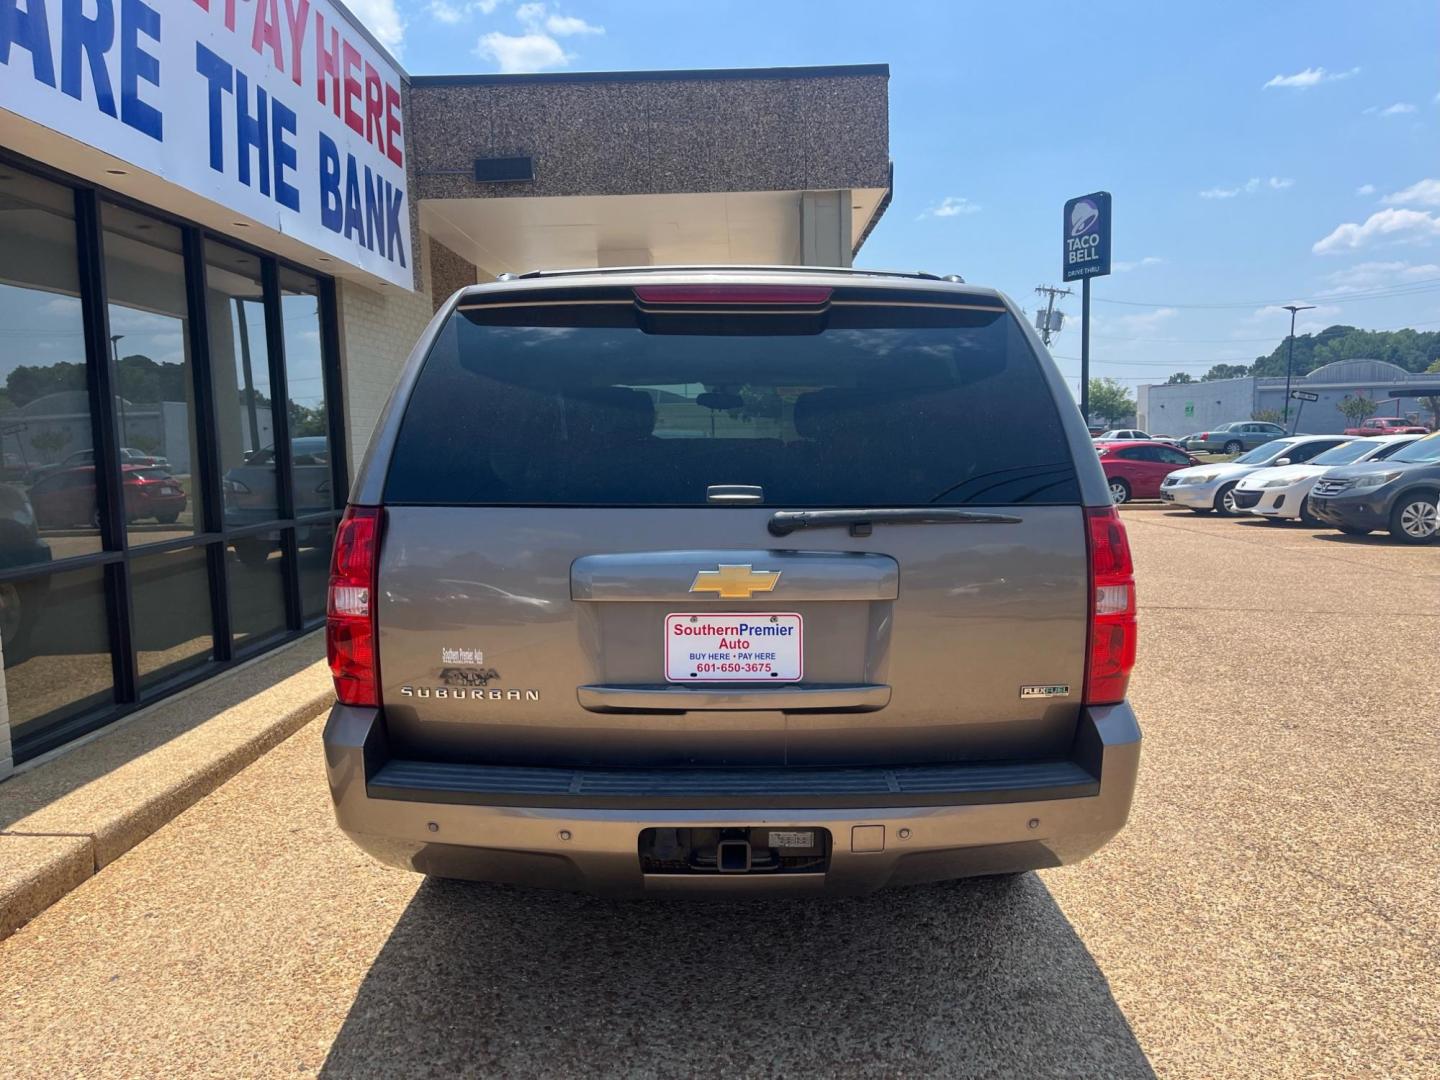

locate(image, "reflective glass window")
[[0, 170, 100, 564], [102, 203, 202, 546], [205, 243, 276, 526]]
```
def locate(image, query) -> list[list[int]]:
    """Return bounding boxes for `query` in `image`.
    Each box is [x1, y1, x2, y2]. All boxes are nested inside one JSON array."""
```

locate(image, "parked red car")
[[1341, 417, 1430, 436], [1095, 440, 1198, 503], [29, 465, 187, 528]]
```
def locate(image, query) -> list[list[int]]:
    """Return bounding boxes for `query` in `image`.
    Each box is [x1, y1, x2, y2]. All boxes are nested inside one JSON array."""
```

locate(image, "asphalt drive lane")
[[0, 511, 1436, 1078]]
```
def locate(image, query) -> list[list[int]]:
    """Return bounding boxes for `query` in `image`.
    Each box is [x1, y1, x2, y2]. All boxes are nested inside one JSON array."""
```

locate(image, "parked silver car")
[[1160, 435, 1351, 515], [323, 268, 1141, 896]]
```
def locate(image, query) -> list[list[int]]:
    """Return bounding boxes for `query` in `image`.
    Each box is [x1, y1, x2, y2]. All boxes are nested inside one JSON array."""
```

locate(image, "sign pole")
[[1292, 395, 1305, 435], [1063, 191, 1111, 429], [1080, 277, 1091, 423]]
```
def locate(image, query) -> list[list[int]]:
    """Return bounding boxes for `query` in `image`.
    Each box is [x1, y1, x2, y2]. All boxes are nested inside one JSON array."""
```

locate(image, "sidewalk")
[[0, 635, 333, 940]]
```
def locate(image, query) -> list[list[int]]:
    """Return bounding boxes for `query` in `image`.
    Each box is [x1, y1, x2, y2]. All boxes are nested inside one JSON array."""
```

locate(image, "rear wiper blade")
[[767, 508, 1022, 537]]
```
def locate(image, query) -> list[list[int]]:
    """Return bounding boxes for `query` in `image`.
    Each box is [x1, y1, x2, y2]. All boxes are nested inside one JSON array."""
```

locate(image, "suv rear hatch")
[[368, 281, 1091, 768]]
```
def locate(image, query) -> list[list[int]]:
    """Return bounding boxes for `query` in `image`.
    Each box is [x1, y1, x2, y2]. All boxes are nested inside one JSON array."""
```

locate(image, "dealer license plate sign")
[[665, 613, 803, 682]]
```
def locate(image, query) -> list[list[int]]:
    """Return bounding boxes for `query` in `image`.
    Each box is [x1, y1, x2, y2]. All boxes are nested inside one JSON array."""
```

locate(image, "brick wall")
[[429, 237, 477, 311], [336, 241, 436, 473]]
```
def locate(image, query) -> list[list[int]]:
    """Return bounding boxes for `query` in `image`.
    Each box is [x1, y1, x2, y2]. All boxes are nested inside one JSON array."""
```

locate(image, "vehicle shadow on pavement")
[[320, 873, 1154, 1079]]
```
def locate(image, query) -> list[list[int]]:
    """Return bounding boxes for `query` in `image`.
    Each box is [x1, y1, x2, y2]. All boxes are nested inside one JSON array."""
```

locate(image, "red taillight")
[[633, 285, 832, 306], [1085, 506, 1137, 705], [327, 505, 381, 707]]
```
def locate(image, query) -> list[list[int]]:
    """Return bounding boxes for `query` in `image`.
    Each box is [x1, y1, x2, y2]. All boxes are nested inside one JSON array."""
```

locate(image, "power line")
[[1089, 316, 1440, 346], [1093, 278, 1440, 311]]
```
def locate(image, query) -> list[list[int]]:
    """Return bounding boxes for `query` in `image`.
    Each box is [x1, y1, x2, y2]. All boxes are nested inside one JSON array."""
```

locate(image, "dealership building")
[[0, 0, 891, 771], [1138, 360, 1440, 436]]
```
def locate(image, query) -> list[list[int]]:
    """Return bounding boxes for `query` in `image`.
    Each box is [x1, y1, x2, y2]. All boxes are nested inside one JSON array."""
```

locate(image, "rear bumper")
[[324, 703, 1142, 896]]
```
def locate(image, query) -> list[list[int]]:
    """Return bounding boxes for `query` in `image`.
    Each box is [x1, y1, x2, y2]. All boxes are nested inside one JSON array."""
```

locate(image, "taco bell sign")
[[1062, 191, 1111, 283]]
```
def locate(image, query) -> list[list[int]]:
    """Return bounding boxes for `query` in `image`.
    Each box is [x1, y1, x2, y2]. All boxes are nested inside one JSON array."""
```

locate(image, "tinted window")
[[279, 269, 337, 514], [205, 242, 276, 525], [1235, 439, 1294, 464], [103, 203, 202, 548], [1158, 448, 1192, 465], [1289, 440, 1344, 463], [1311, 441, 1374, 466], [1391, 434, 1440, 464], [0, 170, 101, 564], [386, 301, 1080, 507]]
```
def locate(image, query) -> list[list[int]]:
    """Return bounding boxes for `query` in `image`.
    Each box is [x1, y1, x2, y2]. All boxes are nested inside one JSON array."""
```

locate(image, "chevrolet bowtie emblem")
[[689, 564, 781, 599]]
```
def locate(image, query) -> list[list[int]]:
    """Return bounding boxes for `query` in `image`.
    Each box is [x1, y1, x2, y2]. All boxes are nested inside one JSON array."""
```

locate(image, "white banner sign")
[[0, 0, 413, 289]]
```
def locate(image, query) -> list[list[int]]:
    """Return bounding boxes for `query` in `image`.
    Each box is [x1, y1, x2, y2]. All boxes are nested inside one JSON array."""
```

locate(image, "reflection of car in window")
[[29, 465, 187, 528], [224, 437, 334, 567], [0, 482, 52, 659]]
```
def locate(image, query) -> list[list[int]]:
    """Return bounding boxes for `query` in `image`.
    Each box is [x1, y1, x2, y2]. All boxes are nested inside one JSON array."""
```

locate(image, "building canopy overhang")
[[407, 64, 892, 276]]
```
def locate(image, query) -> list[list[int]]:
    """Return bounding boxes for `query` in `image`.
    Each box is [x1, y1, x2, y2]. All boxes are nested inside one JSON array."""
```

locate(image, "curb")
[[0, 635, 333, 941]]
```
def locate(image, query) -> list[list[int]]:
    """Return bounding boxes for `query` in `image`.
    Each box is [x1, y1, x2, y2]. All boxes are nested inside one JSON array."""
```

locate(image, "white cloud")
[[1312, 208, 1440, 254], [1112, 256, 1164, 273], [1356, 183, 1376, 196], [1318, 260, 1440, 295], [917, 196, 980, 219], [546, 12, 603, 35], [429, 0, 465, 23], [476, 5, 601, 71], [477, 31, 571, 72], [1380, 102, 1416, 116], [1382, 179, 1440, 207], [1263, 66, 1359, 89], [1199, 177, 1291, 199], [1108, 307, 1179, 335], [346, 0, 404, 51]]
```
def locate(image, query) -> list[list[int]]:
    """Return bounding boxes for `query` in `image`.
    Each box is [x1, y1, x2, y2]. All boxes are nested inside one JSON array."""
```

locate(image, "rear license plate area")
[[639, 827, 830, 875], [664, 612, 803, 682]]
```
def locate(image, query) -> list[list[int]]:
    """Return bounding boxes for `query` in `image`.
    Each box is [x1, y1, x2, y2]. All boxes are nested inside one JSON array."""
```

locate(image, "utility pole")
[[1281, 304, 1314, 428], [1033, 285, 1072, 346]]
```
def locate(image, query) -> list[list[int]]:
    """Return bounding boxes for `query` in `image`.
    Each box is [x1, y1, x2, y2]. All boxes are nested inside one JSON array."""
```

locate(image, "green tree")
[[116, 354, 188, 404], [29, 428, 72, 460], [1087, 378, 1136, 424], [1419, 396, 1440, 428], [1250, 326, 1440, 378], [1203, 363, 1250, 381], [288, 401, 328, 438], [1336, 394, 1377, 427], [6, 361, 87, 407], [1251, 409, 1284, 424], [1165, 372, 1195, 384]]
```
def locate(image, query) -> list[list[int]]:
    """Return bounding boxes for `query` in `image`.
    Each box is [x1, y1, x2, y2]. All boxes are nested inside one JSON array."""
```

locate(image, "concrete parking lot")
[[0, 510, 1436, 1078]]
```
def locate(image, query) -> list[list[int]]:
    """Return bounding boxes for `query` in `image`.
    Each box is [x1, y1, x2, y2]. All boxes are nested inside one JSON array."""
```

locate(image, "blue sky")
[[360, 0, 1440, 392]]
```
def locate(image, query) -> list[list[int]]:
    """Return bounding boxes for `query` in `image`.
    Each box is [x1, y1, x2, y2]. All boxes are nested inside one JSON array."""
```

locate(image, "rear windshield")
[[383, 299, 1081, 507]]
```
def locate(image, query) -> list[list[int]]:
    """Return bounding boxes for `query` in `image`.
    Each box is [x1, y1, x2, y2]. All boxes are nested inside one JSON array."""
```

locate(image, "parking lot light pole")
[[1282, 304, 1314, 427]]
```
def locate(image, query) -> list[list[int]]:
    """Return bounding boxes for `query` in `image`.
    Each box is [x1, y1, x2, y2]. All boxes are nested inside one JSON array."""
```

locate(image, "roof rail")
[[510, 265, 961, 283]]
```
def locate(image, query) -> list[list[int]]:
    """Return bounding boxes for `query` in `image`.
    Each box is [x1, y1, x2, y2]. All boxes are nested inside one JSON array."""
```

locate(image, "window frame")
[[0, 148, 349, 763]]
